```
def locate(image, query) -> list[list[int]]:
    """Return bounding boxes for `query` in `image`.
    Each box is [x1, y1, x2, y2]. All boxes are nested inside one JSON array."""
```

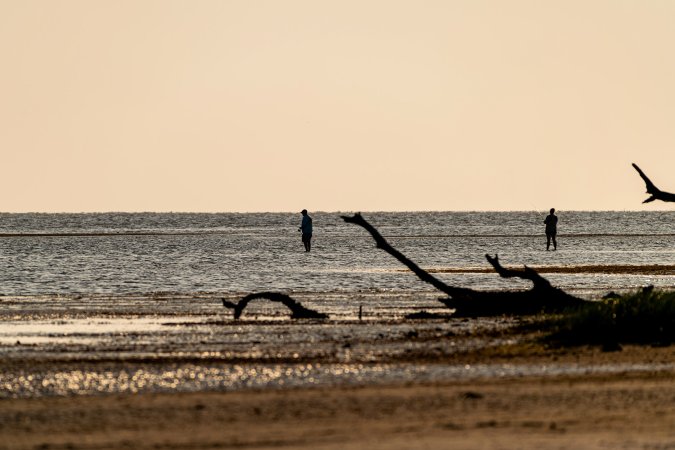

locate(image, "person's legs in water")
[[302, 234, 311, 252], [552, 233, 557, 251], [546, 233, 552, 251]]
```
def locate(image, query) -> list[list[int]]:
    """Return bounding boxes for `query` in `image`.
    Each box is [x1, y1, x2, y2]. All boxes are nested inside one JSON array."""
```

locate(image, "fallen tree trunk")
[[632, 163, 675, 203], [342, 213, 586, 317], [222, 292, 328, 320]]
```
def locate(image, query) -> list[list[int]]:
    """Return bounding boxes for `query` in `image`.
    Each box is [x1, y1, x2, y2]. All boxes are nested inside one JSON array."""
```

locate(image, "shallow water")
[[0, 211, 673, 295]]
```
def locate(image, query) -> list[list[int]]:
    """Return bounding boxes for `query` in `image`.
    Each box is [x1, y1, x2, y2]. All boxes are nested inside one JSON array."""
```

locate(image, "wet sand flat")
[[2, 292, 674, 449], [2, 370, 674, 450]]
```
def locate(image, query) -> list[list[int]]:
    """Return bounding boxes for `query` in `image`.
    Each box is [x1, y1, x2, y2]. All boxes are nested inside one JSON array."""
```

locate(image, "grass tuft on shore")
[[546, 289, 675, 347]]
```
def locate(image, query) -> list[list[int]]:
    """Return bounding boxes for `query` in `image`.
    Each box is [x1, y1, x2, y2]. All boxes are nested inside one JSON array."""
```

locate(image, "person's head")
[[301, 209, 308, 216], [550, 208, 555, 214]]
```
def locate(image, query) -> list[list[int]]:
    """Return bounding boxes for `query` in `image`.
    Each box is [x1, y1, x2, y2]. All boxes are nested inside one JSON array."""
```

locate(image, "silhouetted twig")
[[222, 292, 328, 320], [485, 254, 552, 290], [632, 163, 675, 203], [341, 213, 474, 299]]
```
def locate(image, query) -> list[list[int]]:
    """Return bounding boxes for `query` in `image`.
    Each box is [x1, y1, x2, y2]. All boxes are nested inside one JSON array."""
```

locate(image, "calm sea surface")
[[0, 211, 673, 296]]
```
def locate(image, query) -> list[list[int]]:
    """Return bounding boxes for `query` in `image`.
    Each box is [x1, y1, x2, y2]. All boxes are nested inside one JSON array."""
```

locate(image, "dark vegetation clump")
[[546, 288, 675, 347]]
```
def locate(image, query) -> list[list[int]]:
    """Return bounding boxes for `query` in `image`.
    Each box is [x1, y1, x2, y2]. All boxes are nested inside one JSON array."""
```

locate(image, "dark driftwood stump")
[[342, 213, 585, 317], [632, 163, 675, 203], [222, 292, 328, 320]]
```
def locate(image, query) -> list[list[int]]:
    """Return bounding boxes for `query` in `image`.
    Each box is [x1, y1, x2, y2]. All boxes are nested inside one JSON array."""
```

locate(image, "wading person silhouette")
[[299, 209, 313, 252], [544, 208, 558, 251]]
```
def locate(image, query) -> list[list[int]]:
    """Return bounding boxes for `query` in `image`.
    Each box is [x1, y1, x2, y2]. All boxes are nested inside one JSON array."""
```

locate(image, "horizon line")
[[0, 209, 670, 215]]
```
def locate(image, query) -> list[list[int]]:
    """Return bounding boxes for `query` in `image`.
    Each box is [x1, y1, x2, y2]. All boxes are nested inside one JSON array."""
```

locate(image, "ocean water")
[[0, 211, 673, 297]]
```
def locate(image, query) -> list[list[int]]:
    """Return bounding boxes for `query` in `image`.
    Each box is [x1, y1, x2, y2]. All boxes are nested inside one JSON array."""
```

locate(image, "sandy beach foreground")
[[2, 372, 674, 450], [2, 345, 674, 450], [2, 292, 675, 449]]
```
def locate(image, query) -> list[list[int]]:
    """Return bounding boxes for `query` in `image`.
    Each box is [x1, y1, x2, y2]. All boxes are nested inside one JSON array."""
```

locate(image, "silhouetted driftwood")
[[222, 292, 328, 320], [342, 213, 474, 299], [342, 213, 585, 317], [485, 254, 551, 290], [632, 163, 675, 203]]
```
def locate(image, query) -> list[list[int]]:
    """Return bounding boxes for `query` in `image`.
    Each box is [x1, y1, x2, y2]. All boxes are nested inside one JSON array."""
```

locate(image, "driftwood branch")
[[341, 213, 474, 299], [222, 292, 328, 320], [342, 213, 585, 317], [485, 254, 552, 290], [632, 163, 675, 203]]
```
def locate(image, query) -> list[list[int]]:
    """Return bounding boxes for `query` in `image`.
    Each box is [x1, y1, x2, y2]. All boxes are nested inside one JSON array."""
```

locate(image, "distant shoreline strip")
[[413, 265, 675, 275], [384, 234, 675, 238], [0, 232, 216, 237], [0, 232, 674, 238]]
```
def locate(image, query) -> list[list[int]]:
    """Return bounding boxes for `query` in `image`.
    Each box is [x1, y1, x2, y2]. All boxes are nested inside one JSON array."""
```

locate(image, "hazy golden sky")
[[2, 1, 674, 212]]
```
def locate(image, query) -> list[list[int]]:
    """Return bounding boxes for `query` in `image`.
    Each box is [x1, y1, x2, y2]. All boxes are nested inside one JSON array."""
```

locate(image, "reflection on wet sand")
[[4, 361, 673, 399]]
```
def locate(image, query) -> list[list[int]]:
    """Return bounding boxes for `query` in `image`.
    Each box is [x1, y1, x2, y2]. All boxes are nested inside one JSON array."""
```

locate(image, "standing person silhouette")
[[299, 209, 313, 252], [544, 208, 558, 251]]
